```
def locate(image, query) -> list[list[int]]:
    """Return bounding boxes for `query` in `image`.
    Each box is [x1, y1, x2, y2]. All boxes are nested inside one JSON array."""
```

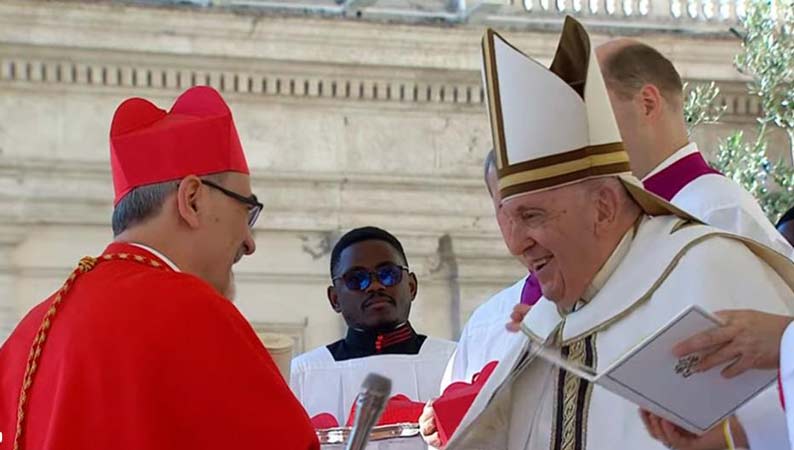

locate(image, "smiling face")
[[328, 239, 418, 331], [501, 181, 616, 308]]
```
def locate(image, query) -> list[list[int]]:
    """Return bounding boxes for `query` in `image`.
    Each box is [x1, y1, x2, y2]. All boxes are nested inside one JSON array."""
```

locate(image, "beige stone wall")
[[0, 0, 778, 351]]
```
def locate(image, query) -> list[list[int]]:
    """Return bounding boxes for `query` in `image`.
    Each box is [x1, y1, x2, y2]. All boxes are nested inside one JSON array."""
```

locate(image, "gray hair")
[[111, 173, 227, 236], [112, 181, 177, 236]]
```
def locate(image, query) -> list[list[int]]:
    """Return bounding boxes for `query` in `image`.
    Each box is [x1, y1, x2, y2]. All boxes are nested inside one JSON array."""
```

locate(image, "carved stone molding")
[[0, 48, 484, 110], [0, 48, 763, 123], [0, 1, 759, 118]]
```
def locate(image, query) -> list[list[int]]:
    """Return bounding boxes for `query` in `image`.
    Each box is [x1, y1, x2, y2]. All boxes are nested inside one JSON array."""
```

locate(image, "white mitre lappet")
[[444, 16, 794, 450]]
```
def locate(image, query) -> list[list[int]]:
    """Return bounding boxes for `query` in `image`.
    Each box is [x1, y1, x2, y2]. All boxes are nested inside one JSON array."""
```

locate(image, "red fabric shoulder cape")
[[0, 243, 318, 450]]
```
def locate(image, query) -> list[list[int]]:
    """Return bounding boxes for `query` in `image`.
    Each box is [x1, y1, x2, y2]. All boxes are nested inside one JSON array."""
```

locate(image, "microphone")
[[344, 373, 392, 450]]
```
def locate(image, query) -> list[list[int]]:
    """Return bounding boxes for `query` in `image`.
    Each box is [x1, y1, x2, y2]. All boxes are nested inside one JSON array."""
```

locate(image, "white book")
[[522, 305, 776, 434]]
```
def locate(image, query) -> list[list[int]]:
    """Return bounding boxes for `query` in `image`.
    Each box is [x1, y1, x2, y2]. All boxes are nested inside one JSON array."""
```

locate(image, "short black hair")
[[778, 206, 794, 227], [329, 226, 408, 278]]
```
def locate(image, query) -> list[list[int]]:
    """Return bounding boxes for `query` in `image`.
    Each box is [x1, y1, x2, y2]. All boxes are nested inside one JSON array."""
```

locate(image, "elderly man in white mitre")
[[440, 16, 794, 450]]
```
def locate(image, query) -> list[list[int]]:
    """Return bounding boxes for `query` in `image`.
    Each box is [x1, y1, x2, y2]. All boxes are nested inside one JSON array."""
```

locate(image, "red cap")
[[109, 86, 250, 205]]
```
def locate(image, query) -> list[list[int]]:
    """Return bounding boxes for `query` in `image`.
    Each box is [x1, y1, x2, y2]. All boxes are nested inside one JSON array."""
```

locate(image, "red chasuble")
[[0, 243, 319, 450]]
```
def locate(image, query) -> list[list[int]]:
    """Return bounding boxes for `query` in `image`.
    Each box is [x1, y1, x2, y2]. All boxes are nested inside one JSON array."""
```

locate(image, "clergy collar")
[[326, 321, 426, 361], [346, 322, 415, 352], [642, 142, 699, 181], [129, 243, 181, 272]]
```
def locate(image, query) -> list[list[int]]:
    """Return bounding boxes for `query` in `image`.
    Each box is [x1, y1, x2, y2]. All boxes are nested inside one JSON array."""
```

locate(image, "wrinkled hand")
[[673, 309, 793, 378], [506, 304, 531, 333], [419, 399, 444, 449], [639, 410, 746, 450]]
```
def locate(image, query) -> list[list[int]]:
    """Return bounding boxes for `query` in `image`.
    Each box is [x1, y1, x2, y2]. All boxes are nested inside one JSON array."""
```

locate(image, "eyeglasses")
[[201, 179, 264, 228], [333, 263, 409, 291]]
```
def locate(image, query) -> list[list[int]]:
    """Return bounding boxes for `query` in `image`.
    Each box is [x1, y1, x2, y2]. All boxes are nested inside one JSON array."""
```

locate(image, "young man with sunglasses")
[[290, 227, 455, 445], [0, 86, 318, 450]]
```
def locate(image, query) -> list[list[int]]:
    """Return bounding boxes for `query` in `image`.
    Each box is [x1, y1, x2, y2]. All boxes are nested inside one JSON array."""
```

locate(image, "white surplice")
[[291, 337, 455, 450], [441, 277, 528, 390], [646, 143, 794, 449], [644, 143, 793, 258]]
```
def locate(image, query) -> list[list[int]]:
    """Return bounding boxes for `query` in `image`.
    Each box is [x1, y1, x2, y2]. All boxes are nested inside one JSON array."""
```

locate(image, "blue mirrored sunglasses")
[[333, 263, 409, 291]]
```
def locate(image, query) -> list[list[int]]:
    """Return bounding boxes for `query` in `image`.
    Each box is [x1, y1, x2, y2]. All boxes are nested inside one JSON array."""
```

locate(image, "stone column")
[[0, 226, 25, 342]]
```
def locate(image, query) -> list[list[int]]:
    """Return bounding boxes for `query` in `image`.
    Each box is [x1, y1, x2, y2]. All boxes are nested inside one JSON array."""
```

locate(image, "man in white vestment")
[[499, 39, 794, 450], [443, 17, 794, 450], [597, 39, 792, 257], [290, 226, 455, 449], [596, 40, 793, 450], [425, 33, 794, 450]]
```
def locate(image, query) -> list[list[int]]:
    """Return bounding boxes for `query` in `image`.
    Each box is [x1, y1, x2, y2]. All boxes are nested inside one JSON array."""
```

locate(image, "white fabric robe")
[[291, 337, 455, 450], [645, 143, 794, 449], [777, 324, 794, 449], [441, 144, 791, 391], [441, 277, 528, 390], [644, 143, 793, 258], [446, 215, 794, 450]]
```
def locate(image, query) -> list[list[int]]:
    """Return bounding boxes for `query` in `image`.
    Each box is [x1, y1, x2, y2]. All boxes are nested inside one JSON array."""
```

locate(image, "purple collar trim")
[[643, 151, 722, 201], [520, 275, 542, 306]]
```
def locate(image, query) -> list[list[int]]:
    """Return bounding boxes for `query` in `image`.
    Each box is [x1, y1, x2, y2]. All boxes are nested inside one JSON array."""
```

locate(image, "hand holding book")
[[520, 305, 778, 435], [639, 411, 747, 450], [672, 309, 793, 378]]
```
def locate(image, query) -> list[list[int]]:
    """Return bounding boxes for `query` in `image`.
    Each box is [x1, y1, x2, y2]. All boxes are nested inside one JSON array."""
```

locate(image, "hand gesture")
[[673, 310, 792, 378], [639, 410, 746, 450], [506, 303, 531, 333]]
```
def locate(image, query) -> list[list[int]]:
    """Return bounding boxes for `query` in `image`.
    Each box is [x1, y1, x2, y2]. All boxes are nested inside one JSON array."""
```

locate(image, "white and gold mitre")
[[482, 16, 628, 199], [481, 16, 688, 218]]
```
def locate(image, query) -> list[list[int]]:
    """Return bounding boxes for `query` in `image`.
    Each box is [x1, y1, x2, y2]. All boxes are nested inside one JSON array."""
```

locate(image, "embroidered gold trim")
[[482, 29, 507, 173], [560, 231, 794, 345], [670, 218, 698, 234], [499, 150, 630, 191], [550, 333, 597, 450]]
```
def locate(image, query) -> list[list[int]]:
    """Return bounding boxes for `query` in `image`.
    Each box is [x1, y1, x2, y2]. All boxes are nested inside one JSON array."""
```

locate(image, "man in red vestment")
[[0, 86, 319, 450]]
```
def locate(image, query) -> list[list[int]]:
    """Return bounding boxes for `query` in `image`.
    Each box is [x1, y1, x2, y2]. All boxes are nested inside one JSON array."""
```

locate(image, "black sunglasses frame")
[[201, 179, 264, 228], [333, 263, 410, 291]]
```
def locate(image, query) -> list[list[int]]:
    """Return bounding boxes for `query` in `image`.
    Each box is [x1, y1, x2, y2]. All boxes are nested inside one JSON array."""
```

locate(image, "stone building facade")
[[0, 0, 785, 353]]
